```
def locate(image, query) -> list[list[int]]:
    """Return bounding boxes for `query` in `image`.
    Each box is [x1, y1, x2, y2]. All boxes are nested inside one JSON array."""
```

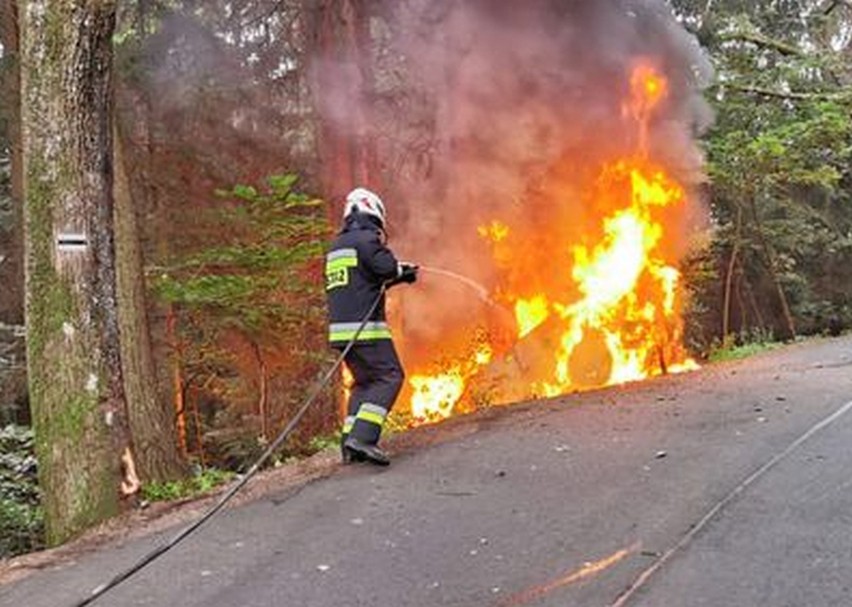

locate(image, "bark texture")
[[308, 0, 378, 213], [0, 0, 25, 325], [114, 124, 185, 483], [20, 0, 130, 544]]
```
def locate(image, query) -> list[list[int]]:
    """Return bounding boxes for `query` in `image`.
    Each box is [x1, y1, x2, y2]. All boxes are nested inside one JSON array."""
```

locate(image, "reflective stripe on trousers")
[[355, 403, 388, 427], [329, 321, 391, 343], [339, 340, 404, 446], [349, 403, 388, 445], [341, 405, 387, 443]]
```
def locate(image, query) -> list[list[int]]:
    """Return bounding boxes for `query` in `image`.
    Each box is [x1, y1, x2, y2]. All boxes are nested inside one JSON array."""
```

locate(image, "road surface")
[[2, 336, 851, 607]]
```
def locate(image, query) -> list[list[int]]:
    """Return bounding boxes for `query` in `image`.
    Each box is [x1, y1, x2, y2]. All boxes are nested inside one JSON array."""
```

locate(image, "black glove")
[[398, 262, 418, 284]]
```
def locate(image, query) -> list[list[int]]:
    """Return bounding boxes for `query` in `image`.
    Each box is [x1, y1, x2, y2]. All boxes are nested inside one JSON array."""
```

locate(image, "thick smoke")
[[321, 0, 713, 366]]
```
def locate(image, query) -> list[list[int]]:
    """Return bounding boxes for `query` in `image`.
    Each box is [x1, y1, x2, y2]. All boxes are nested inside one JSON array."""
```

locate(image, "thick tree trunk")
[[114, 123, 185, 483], [308, 0, 378, 214], [0, 0, 24, 325], [115, 74, 179, 453], [20, 0, 132, 544]]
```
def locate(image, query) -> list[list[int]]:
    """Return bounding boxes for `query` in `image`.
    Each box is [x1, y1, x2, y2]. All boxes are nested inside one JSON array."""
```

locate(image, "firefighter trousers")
[[339, 340, 404, 446]]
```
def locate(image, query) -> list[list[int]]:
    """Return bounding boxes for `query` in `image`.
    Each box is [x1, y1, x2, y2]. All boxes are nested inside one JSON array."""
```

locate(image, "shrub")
[[0, 425, 44, 557]]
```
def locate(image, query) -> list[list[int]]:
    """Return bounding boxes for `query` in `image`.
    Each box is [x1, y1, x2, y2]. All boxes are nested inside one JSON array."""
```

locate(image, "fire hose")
[[418, 266, 492, 304], [70, 265, 510, 606], [419, 266, 528, 373], [70, 284, 388, 607]]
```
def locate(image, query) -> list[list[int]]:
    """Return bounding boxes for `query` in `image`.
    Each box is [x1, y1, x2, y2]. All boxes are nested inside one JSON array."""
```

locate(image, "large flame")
[[543, 161, 696, 395], [398, 60, 697, 423]]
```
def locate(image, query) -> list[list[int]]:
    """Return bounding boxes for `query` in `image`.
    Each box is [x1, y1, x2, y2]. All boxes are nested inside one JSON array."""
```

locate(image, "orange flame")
[[396, 59, 696, 426], [543, 162, 694, 393], [477, 220, 510, 243], [628, 61, 669, 117], [624, 59, 669, 154], [341, 365, 354, 417], [409, 342, 493, 421]]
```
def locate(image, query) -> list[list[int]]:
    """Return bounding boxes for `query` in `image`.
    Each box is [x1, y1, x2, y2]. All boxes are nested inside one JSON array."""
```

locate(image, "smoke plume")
[[324, 0, 714, 369]]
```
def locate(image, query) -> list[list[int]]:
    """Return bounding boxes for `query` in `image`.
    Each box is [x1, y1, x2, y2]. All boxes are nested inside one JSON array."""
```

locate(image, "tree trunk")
[[114, 123, 185, 483], [734, 262, 747, 333], [743, 271, 766, 334], [251, 341, 269, 442], [721, 205, 742, 339], [115, 65, 178, 453], [0, 0, 24, 325], [20, 0, 132, 544], [166, 304, 189, 456], [747, 195, 797, 340], [308, 0, 378, 213]]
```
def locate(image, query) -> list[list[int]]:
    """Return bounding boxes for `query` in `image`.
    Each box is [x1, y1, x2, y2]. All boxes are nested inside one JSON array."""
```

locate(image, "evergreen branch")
[[823, 0, 852, 15], [721, 82, 852, 101], [719, 31, 803, 57]]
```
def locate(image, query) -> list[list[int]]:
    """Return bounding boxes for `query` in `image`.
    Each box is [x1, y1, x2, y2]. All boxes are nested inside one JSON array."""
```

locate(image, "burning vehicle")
[[336, 1, 713, 427]]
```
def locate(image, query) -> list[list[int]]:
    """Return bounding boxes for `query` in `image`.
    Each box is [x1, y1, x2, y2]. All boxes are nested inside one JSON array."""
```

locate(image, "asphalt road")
[[3, 336, 851, 607]]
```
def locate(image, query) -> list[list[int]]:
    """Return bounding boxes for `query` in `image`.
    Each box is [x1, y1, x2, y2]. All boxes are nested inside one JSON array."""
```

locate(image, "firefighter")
[[325, 187, 418, 466]]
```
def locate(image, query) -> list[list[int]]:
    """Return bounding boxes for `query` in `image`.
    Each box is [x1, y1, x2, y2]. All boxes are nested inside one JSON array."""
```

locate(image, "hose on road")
[[70, 285, 387, 607]]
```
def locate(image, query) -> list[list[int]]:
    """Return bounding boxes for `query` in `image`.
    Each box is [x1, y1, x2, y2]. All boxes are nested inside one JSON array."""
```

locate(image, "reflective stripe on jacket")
[[325, 214, 400, 346]]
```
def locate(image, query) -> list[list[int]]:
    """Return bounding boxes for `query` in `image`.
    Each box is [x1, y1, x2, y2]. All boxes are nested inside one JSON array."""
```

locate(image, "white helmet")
[[344, 188, 386, 228]]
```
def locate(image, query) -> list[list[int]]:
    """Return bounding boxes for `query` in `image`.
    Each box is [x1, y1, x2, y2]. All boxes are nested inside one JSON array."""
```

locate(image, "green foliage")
[[150, 173, 334, 470], [708, 330, 780, 362], [141, 467, 233, 503], [677, 1, 852, 345], [0, 425, 45, 558], [680, 242, 722, 355], [153, 173, 328, 337], [307, 431, 341, 453], [710, 102, 852, 197], [204, 429, 267, 471]]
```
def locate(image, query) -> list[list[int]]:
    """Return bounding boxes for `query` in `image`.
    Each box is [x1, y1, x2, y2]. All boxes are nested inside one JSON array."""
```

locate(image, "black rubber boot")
[[341, 435, 365, 464], [344, 437, 390, 466]]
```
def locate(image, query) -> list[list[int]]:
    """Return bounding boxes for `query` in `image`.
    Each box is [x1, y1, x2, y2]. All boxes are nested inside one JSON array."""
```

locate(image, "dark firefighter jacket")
[[325, 213, 401, 347]]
